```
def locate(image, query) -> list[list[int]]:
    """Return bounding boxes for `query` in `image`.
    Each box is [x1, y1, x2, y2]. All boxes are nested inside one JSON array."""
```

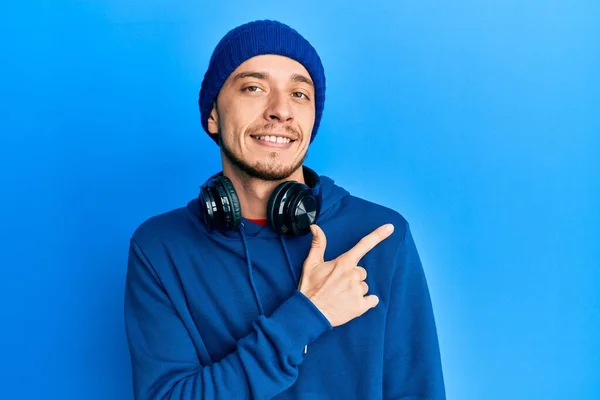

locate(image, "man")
[[124, 19, 445, 399]]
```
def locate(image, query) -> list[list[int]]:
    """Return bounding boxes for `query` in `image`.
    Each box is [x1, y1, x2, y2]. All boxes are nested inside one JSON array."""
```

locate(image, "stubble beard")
[[218, 127, 308, 182]]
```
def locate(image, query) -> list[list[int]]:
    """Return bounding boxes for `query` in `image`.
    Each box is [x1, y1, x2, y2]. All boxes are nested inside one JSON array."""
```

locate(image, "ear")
[[207, 102, 219, 135]]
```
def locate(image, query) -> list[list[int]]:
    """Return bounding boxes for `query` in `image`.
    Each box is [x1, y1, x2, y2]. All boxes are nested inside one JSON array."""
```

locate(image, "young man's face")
[[207, 54, 316, 181]]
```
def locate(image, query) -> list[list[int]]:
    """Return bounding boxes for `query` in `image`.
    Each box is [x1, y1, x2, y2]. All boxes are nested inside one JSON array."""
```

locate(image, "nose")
[[264, 90, 294, 123]]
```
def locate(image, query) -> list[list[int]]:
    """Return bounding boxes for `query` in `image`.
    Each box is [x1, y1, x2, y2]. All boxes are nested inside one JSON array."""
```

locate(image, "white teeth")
[[254, 135, 291, 144]]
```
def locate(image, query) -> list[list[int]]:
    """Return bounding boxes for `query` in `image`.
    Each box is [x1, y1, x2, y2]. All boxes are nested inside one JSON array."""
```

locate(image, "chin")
[[242, 157, 304, 181], [221, 134, 307, 181]]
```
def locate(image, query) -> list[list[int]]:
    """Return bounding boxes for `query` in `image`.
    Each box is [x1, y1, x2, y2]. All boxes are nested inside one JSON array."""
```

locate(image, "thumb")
[[304, 224, 327, 268]]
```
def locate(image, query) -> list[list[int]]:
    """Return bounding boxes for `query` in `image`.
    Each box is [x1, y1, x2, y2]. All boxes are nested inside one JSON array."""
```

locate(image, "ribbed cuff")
[[268, 290, 333, 353]]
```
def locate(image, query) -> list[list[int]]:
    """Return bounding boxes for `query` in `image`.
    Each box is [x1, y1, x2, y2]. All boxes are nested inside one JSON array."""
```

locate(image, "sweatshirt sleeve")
[[124, 238, 332, 400], [383, 223, 446, 399]]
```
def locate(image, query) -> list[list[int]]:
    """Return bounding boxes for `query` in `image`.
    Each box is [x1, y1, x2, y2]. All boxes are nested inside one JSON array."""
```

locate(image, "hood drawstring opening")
[[280, 236, 298, 283], [239, 223, 299, 318], [239, 223, 264, 316]]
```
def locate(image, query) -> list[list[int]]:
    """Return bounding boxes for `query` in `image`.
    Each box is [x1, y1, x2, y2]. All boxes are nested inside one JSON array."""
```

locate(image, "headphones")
[[198, 166, 322, 236]]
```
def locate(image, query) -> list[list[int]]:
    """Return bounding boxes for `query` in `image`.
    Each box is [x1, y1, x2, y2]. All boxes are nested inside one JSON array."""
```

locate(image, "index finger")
[[342, 223, 394, 264]]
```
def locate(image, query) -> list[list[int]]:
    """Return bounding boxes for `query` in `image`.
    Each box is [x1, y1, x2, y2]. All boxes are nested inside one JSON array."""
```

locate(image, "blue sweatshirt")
[[124, 171, 445, 399]]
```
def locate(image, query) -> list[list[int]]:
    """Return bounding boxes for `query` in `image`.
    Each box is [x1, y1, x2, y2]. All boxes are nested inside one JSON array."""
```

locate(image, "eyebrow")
[[232, 71, 314, 87], [291, 73, 314, 87], [232, 71, 268, 82]]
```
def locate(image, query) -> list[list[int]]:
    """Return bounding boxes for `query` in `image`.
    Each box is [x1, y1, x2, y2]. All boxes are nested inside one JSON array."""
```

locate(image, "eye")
[[242, 86, 262, 93], [292, 92, 310, 100]]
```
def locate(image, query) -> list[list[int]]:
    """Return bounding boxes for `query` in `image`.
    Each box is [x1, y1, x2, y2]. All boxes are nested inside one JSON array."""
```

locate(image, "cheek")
[[224, 101, 264, 131], [297, 106, 316, 131], [218, 108, 242, 136]]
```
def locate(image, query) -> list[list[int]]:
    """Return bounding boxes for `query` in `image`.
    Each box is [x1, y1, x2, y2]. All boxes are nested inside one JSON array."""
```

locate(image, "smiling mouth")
[[250, 135, 296, 144]]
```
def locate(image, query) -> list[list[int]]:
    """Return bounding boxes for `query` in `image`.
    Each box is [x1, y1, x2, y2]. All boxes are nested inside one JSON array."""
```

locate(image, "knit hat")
[[198, 20, 326, 145]]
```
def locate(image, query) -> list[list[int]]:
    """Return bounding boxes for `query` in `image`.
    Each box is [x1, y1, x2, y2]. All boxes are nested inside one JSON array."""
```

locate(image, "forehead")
[[227, 54, 311, 82]]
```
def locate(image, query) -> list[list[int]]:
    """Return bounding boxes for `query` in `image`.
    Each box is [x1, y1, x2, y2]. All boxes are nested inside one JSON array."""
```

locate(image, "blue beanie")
[[198, 20, 326, 145]]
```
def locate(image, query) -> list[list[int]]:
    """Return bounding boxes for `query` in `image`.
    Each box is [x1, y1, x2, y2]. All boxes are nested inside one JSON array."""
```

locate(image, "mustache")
[[246, 123, 300, 139]]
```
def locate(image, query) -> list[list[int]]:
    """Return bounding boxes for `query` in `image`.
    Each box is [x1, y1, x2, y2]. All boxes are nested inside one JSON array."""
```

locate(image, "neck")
[[222, 164, 306, 220]]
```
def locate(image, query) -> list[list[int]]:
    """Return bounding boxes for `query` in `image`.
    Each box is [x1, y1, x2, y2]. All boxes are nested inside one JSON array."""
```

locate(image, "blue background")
[[1, 1, 598, 398]]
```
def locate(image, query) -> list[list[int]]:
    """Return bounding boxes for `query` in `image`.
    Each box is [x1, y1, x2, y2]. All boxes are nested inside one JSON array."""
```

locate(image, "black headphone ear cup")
[[199, 185, 217, 230], [268, 181, 320, 236], [217, 176, 242, 222], [287, 188, 320, 236], [267, 181, 296, 234], [213, 176, 241, 231]]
